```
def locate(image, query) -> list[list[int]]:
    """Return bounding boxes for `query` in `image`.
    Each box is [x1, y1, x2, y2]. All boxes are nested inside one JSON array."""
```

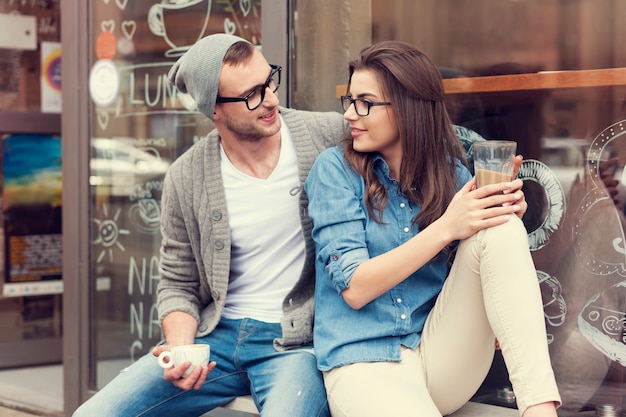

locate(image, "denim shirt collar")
[[372, 153, 397, 187]]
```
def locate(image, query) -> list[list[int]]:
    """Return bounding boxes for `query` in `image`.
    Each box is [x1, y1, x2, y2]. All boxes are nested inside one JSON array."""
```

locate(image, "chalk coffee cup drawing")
[[157, 344, 210, 378], [473, 140, 517, 188], [148, 0, 212, 57]]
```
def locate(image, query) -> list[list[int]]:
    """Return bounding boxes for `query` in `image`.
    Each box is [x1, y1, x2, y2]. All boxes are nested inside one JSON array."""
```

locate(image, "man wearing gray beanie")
[[72, 33, 348, 417]]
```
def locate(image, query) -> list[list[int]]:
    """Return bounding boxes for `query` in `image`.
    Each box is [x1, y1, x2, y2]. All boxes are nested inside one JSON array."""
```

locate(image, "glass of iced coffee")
[[473, 140, 517, 188]]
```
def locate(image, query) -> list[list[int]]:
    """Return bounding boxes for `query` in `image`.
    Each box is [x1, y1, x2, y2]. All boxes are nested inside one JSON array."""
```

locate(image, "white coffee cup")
[[157, 344, 210, 378]]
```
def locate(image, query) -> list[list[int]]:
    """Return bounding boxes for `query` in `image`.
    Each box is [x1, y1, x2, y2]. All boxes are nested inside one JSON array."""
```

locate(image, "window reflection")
[[292, 0, 626, 413]]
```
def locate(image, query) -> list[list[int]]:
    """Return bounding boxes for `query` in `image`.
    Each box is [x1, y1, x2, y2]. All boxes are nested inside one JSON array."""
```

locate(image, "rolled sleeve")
[[322, 244, 370, 293]]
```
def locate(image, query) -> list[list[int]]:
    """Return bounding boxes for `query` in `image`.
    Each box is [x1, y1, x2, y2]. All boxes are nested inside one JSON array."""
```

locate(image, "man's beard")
[[222, 113, 281, 143]]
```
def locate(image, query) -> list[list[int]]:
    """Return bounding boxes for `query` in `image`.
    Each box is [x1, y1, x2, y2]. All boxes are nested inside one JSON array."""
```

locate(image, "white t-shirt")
[[219, 121, 305, 323]]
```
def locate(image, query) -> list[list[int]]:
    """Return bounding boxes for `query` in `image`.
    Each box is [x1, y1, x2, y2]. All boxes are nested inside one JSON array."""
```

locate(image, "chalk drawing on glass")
[[92, 204, 131, 263], [518, 159, 566, 251], [148, 0, 212, 58], [240, 0, 251, 17], [121, 20, 136, 40], [115, 0, 129, 10], [129, 198, 161, 234], [96, 109, 109, 130], [538, 270, 567, 345], [579, 279, 626, 366], [573, 121, 626, 277]]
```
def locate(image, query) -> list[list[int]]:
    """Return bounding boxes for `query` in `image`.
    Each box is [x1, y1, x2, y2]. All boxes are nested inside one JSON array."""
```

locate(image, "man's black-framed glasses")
[[216, 64, 282, 111], [340, 95, 391, 117]]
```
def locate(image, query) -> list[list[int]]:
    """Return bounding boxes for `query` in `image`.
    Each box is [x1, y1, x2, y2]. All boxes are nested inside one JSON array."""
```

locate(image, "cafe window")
[[292, 0, 626, 414]]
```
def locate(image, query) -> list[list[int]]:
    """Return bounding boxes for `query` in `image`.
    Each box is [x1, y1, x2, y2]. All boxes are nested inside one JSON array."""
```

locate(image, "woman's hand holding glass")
[[440, 176, 525, 242], [473, 154, 526, 218]]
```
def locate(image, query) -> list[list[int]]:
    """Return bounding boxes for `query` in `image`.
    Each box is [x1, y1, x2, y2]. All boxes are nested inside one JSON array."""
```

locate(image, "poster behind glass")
[[87, 0, 261, 388], [0, 0, 62, 350]]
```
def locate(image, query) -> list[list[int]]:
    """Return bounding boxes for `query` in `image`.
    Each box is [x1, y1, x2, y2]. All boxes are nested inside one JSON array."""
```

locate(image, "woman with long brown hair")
[[305, 41, 561, 417]]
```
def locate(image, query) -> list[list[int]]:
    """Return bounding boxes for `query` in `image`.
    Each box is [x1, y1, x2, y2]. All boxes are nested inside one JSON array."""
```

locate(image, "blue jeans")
[[72, 318, 329, 417]]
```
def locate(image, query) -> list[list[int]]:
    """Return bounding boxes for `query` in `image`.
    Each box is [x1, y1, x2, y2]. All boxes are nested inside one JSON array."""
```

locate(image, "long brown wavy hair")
[[343, 41, 467, 232]]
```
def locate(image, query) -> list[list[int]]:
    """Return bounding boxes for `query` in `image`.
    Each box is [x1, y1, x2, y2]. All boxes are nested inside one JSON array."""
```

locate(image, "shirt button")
[[215, 240, 224, 250], [333, 254, 339, 261], [396, 298, 402, 304], [212, 210, 222, 221], [400, 203, 406, 208], [403, 227, 409, 233], [400, 314, 407, 320]]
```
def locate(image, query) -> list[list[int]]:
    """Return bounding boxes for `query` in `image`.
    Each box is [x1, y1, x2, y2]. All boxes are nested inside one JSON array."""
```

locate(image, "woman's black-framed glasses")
[[340, 95, 391, 116], [216, 64, 282, 111]]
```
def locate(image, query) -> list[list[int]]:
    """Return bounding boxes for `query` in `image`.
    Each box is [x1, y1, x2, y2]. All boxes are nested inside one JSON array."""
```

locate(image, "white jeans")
[[324, 215, 562, 417]]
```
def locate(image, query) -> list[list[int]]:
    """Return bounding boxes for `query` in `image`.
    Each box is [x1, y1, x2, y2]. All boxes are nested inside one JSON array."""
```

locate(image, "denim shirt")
[[305, 146, 472, 371]]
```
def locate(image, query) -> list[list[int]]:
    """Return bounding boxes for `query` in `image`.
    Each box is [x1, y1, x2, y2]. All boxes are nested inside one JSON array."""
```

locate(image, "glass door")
[[63, 1, 288, 414]]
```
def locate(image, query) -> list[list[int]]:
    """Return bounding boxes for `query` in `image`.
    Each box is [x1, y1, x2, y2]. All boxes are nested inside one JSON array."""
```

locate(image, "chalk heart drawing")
[[579, 279, 626, 365], [121, 20, 136, 40], [148, 0, 212, 58], [115, 0, 128, 10], [573, 120, 626, 277], [96, 109, 109, 130], [224, 17, 236, 34], [101, 20, 115, 33], [240, 0, 251, 17]]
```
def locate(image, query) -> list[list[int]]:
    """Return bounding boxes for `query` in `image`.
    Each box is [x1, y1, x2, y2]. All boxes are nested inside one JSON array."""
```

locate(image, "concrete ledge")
[[219, 395, 519, 416], [0, 397, 63, 417]]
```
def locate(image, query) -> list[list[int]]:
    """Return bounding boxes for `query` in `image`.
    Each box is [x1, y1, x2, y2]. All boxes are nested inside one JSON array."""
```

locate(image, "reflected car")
[[89, 138, 170, 198]]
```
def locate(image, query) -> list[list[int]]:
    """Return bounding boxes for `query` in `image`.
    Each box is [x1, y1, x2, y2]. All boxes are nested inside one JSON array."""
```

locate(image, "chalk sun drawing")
[[92, 204, 131, 263]]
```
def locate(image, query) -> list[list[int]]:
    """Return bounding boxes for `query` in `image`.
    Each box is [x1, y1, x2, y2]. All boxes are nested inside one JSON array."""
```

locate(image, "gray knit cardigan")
[[157, 107, 348, 350]]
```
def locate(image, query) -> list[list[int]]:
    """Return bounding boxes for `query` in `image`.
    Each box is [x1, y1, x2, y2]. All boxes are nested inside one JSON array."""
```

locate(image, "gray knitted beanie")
[[168, 34, 251, 120]]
